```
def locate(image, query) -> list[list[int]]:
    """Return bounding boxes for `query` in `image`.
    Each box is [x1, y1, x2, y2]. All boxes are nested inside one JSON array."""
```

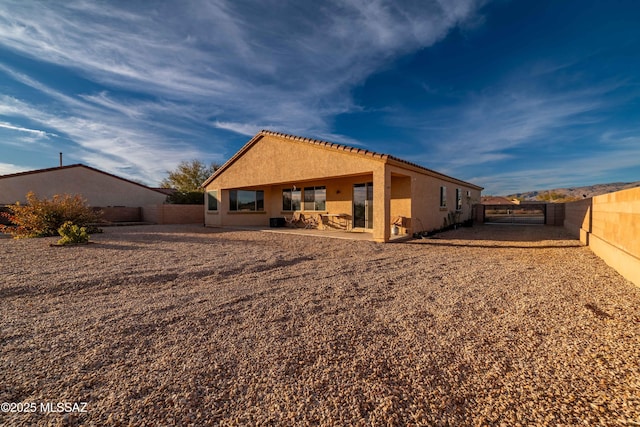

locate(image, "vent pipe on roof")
[[59, 152, 63, 167]]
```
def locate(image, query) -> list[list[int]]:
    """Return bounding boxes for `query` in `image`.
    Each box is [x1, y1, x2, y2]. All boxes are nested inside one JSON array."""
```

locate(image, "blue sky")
[[1, 0, 639, 195]]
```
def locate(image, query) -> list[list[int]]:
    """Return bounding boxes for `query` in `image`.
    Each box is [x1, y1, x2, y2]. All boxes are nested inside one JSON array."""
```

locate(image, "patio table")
[[320, 213, 350, 230]]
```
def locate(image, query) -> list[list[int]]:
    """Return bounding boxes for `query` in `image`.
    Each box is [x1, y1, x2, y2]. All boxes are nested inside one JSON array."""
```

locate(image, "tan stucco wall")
[[564, 198, 592, 243], [589, 234, 640, 288], [0, 166, 167, 207], [564, 187, 640, 287], [209, 134, 386, 189], [385, 163, 480, 234], [204, 133, 482, 242], [99, 207, 142, 222], [591, 188, 640, 258], [390, 174, 412, 235], [143, 204, 204, 224]]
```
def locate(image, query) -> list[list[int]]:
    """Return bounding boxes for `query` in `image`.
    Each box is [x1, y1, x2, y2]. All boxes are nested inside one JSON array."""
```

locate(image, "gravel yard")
[[1, 224, 639, 426]]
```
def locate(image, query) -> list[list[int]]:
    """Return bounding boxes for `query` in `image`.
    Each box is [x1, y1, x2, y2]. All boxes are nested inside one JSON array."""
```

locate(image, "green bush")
[[57, 221, 90, 245], [0, 192, 101, 238]]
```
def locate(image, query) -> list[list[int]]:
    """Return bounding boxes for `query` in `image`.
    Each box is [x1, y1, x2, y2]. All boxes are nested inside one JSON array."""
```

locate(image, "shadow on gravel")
[[98, 227, 264, 246], [408, 224, 581, 246], [409, 240, 582, 249], [89, 242, 168, 251], [1, 273, 181, 299], [0, 285, 33, 299], [2, 255, 315, 299]]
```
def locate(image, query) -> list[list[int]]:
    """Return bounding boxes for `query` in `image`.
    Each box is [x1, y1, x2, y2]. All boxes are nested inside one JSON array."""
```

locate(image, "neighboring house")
[[0, 164, 167, 207], [202, 130, 483, 242]]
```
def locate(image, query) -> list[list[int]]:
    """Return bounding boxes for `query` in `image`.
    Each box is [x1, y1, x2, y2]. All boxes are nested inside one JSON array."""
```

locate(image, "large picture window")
[[229, 190, 264, 211], [303, 186, 326, 211], [207, 190, 218, 211], [282, 188, 301, 211]]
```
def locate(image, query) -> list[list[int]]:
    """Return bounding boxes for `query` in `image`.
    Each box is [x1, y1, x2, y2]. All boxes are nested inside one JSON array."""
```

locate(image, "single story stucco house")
[[0, 164, 168, 207], [202, 130, 483, 242]]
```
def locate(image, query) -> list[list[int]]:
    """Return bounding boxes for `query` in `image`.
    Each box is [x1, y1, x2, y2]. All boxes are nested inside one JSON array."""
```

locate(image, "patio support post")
[[217, 189, 227, 227], [373, 165, 391, 242]]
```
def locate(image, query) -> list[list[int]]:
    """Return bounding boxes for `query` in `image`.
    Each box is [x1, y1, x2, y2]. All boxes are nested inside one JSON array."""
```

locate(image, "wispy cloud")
[[0, 1, 482, 115], [0, 0, 484, 184], [474, 142, 640, 195], [0, 121, 56, 138], [212, 121, 265, 137], [0, 76, 210, 184], [0, 162, 32, 175], [1, 0, 637, 196], [365, 64, 640, 195], [463, 114, 640, 195], [393, 77, 624, 177]]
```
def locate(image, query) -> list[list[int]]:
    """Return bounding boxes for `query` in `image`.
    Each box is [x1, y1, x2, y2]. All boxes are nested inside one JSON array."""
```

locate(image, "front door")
[[353, 182, 373, 229]]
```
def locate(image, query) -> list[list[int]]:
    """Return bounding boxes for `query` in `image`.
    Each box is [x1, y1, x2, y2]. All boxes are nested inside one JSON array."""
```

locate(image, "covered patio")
[[208, 170, 414, 241]]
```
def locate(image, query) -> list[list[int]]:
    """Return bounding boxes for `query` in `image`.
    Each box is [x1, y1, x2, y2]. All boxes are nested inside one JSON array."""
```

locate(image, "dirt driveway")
[[1, 224, 639, 426]]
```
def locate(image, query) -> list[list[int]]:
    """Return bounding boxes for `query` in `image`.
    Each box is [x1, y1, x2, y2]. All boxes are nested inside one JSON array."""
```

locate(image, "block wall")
[[143, 205, 204, 224], [564, 187, 640, 287]]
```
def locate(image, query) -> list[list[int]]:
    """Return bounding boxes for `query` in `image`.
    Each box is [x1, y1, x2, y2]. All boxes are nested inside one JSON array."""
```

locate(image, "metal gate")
[[482, 204, 546, 224]]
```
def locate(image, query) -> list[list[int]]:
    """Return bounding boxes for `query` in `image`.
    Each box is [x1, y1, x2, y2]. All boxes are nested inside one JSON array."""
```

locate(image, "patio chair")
[[285, 212, 302, 227], [302, 213, 320, 229]]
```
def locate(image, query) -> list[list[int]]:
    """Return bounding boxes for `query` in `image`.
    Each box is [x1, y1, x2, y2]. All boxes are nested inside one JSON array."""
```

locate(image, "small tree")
[[160, 160, 219, 193], [166, 191, 207, 205], [0, 192, 101, 238]]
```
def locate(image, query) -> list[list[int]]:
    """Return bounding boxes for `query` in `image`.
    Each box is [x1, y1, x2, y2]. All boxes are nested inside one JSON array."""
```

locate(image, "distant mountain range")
[[505, 181, 640, 202]]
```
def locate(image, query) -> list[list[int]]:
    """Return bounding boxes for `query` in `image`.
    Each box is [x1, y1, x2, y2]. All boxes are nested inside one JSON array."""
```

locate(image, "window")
[[282, 188, 301, 211], [303, 186, 326, 211], [456, 188, 462, 211], [207, 190, 218, 211], [229, 190, 264, 211], [439, 186, 447, 208]]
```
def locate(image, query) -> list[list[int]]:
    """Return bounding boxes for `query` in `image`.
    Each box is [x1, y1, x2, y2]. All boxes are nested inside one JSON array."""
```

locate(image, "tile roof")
[[203, 130, 483, 190]]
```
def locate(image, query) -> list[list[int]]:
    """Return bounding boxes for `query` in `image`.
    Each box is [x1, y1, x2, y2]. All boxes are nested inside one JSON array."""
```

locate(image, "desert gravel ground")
[[1, 224, 639, 426]]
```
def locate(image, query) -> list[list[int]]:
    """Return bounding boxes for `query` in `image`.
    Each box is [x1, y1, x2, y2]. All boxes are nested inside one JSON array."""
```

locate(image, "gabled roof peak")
[[258, 130, 389, 160], [202, 130, 483, 190]]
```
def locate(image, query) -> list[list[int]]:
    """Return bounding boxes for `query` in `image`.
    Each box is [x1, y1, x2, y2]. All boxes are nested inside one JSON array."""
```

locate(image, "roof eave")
[[202, 130, 484, 191]]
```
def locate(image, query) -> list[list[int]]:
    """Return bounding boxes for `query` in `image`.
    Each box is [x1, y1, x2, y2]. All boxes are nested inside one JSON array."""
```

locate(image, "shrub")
[[0, 192, 101, 238], [166, 191, 205, 204], [57, 221, 90, 245]]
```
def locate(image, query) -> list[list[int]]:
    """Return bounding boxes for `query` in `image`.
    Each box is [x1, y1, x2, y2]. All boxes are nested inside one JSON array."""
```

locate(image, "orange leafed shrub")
[[0, 192, 101, 238]]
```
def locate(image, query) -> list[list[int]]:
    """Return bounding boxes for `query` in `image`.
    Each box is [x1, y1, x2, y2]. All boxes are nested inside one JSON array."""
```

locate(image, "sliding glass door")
[[353, 182, 373, 229]]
